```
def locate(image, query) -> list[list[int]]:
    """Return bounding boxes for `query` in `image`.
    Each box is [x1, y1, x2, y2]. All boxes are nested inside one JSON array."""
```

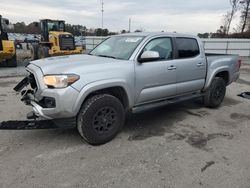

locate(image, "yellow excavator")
[[0, 15, 16, 67], [31, 19, 82, 60]]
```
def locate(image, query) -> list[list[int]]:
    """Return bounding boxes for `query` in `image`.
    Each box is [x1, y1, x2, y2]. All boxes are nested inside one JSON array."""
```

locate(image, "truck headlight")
[[43, 74, 80, 88]]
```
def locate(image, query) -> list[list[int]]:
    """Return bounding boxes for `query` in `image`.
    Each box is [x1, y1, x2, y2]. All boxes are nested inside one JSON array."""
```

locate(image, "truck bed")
[[204, 53, 240, 89]]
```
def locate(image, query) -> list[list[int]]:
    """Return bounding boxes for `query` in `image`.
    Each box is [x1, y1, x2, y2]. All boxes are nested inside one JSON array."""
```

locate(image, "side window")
[[176, 38, 200, 58], [142, 38, 173, 60]]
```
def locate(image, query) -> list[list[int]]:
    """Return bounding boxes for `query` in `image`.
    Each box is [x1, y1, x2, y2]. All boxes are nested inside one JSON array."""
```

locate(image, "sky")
[[0, 0, 240, 34]]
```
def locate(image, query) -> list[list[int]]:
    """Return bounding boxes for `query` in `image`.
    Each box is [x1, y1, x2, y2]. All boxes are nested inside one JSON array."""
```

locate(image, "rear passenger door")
[[174, 37, 206, 95]]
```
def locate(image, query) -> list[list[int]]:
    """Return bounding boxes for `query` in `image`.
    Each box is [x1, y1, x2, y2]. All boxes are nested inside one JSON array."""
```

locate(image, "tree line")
[[6, 22, 117, 36], [198, 0, 250, 38]]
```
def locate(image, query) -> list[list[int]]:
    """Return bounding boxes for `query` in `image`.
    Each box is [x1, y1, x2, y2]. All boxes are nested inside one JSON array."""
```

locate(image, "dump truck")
[[31, 19, 82, 60], [0, 15, 16, 67]]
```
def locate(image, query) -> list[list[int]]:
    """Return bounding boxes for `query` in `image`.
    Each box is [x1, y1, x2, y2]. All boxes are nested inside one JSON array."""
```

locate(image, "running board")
[[132, 93, 204, 113]]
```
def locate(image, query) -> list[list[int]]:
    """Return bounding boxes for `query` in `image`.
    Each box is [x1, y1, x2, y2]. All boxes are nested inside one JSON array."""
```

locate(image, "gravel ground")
[[0, 62, 249, 188]]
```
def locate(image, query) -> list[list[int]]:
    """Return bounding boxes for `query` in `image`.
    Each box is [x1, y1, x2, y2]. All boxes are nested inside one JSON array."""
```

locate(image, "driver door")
[[135, 37, 177, 104]]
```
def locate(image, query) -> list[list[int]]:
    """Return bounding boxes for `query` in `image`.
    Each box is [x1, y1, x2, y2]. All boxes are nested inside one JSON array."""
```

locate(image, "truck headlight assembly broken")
[[43, 74, 80, 88]]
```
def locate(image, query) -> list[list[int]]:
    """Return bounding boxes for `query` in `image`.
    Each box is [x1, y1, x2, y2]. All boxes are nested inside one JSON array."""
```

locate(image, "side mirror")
[[138, 51, 160, 63], [34, 22, 39, 27]]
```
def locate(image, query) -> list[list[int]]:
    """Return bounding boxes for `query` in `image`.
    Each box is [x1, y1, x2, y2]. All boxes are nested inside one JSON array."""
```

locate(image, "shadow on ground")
[[123, 100, 206, 141], [0, 97, 241, 148]]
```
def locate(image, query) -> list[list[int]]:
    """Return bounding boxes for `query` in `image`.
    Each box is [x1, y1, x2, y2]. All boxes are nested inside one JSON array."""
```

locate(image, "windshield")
[[90, 36, 144, 60], [47, 21, 65, 32]]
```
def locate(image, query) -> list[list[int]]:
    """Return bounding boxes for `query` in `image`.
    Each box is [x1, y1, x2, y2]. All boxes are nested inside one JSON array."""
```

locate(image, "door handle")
[[197, 62, 204, 67], [168, 65, 177, 70]]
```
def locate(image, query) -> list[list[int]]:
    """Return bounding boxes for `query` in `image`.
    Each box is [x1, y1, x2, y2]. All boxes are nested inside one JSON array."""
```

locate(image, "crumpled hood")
[[30, 54, 128, 75]]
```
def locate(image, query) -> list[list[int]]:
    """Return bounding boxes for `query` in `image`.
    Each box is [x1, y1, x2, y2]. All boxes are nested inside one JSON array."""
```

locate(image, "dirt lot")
[[0, 63, 249, 188]]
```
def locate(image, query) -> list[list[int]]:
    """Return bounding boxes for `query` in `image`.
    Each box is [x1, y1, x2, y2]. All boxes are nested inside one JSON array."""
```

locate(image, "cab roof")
[[118, 32, 198, 39]]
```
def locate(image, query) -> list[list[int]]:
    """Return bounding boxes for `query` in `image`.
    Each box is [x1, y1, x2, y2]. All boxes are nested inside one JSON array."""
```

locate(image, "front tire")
[[31, 44, 39, 60], [6, 54, 17, 67], [77, 94, 125, 145], [204, 77, 226, 108], [37, 46, 49, 59]]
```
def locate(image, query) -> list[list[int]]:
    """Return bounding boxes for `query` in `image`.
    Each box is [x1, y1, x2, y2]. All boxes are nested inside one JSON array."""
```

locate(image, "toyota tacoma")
[[14, 32, 241, 145]]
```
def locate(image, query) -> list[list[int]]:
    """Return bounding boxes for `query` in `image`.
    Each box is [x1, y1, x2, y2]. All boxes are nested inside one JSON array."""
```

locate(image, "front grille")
[[59, 35, 75, 50]]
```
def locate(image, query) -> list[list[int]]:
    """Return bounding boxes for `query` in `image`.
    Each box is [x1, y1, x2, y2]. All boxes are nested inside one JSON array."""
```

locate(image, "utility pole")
[[101, 0, 104, 30], [129, 18, 131, 33]]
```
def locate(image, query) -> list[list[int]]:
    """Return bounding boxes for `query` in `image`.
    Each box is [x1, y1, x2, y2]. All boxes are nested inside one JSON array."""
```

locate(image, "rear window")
[[176, 38, 200, 58]]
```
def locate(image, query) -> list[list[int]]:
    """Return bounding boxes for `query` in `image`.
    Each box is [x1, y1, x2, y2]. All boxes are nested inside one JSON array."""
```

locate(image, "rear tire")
[[0, 60, 7, 67], [38, 46, 49, 59], [77, 94, 125, 145], [204, 77, 226, 108], [6, 54, 17, 67], [31, 44, 39, 60]]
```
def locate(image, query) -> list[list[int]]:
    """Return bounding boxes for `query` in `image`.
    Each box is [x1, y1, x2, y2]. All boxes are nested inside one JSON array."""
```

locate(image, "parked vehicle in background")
[[24, 36, 39, 44], [0, 15, 17, 67], [75, 36, 86, 50], [14, 32, 241, 145]]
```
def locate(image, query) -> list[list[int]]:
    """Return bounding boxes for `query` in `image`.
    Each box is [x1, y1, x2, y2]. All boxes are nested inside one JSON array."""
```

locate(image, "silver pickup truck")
[[14, 32, 241, 145]]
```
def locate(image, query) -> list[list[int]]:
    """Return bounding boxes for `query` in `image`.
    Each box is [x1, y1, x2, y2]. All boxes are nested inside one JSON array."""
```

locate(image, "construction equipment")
[[31, 19, 82, 60], [0, 15, 16, 67]]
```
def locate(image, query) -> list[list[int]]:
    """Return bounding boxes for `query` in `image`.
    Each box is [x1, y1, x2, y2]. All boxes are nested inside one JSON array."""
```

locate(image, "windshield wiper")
[[97, 55, 117, 59]]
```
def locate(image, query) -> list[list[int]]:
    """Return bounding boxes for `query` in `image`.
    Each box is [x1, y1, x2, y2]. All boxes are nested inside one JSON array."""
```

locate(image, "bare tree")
[[221, 14, 230, 35], [225, 0, 240, 34], [239, 0, 250, 33]]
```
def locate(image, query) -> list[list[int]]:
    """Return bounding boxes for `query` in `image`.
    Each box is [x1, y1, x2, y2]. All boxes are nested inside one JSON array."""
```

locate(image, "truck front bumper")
[[31, 87, 79, 120], [14, 69, 80, 120]]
